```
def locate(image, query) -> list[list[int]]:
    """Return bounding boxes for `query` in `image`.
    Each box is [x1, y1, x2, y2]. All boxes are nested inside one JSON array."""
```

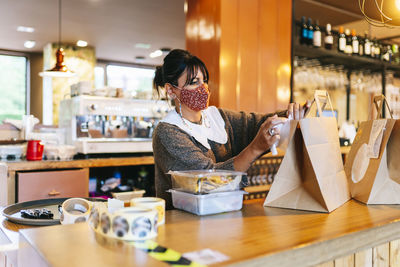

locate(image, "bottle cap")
[[351, 29, 356, 36], [339, 26, 344, 33]]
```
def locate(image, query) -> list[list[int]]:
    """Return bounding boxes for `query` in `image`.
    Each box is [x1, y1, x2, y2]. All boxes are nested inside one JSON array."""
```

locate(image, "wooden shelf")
[[294, 44, 400, 72], [2, 156, 155, 171]]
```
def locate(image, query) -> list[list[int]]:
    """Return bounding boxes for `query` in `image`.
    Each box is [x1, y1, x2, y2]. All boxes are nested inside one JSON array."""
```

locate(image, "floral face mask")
[[173, 83, 210, 111]]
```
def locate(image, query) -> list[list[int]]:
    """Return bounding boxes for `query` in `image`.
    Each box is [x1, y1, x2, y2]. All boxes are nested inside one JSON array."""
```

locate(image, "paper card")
[[183, 248, 230, 265]]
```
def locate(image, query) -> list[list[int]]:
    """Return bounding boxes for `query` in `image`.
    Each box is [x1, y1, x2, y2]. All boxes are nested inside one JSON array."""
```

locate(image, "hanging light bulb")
[[39, 0, 76, 77], [359, 0, 400, 27]]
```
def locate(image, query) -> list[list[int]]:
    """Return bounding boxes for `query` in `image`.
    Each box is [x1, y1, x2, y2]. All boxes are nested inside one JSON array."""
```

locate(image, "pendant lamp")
[[359, 0, 400, 27], [39, 0, 76, 77]]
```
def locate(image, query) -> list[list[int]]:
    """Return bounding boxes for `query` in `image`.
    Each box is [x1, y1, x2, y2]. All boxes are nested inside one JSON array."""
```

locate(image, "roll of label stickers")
[[60, 198, 92, 225], [130, 197, 165, 225], [89, 202, 158, 241]]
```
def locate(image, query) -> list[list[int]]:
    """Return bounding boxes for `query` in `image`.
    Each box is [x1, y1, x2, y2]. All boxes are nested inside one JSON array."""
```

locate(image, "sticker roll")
[[130, 197, 165, 225], [89, 202, 158, 241], [60, 198, 92, 225]]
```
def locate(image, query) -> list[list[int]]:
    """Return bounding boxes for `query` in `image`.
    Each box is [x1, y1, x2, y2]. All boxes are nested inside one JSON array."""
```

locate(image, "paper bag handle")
[[373, 95, 393, 119], [312, 90, 335, 118]]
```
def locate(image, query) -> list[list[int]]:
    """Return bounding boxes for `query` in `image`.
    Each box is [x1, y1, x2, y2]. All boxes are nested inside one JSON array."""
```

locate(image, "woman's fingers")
[[301, 100, 313, 118], [294, 102, 300, 120], [287, 103, 294, 119], [288, 100, 313, 120]]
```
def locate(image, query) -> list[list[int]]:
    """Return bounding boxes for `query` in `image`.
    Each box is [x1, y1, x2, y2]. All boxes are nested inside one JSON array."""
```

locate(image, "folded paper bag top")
[[264, 90, 350, 213], [344, 95, 400, 204]]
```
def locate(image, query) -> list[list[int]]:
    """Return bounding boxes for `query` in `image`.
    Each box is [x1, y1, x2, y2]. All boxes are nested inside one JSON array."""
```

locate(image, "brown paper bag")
[[344, 95, 400, 204], [264, 90, 350, 212]]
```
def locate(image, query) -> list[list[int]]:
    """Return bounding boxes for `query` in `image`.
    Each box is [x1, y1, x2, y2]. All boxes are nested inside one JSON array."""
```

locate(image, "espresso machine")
[[59, 95, 171, 154]]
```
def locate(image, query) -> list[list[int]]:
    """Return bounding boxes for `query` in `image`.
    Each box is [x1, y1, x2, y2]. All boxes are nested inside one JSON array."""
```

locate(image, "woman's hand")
[[287, 100, 312, 120], [250, 115, 287, 156]]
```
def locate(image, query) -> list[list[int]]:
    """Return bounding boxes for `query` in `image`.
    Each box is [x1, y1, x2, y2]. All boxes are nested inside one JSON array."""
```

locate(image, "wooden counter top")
[[12, 199, 400, 267], [2, 156, 154, 171]]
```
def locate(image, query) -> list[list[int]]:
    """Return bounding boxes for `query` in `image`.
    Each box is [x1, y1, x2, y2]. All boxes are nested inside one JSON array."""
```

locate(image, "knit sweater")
[[152, 107, 287, 209]]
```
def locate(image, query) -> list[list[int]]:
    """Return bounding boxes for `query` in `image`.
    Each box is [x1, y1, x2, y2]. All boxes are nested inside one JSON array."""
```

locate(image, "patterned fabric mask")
[[175, 83, 210, 111]]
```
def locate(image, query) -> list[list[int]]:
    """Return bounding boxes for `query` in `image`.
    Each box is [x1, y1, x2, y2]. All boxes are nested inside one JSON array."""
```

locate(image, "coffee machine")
[[59, 95, 171, 154]]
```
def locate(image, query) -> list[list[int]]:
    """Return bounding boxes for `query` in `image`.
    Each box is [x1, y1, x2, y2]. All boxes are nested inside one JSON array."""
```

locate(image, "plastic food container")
[[43, 145, 76, 160], [168, 170, 246, 194], [169, 189, 247, 215], [0, 145, 24, 160]]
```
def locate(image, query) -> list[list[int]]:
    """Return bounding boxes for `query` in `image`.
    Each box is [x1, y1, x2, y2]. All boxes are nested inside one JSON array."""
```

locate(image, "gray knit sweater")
[[152, 107, 286, 209]]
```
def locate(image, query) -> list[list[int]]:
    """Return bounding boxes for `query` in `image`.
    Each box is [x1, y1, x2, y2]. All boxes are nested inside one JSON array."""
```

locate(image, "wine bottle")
[[351, 29, 359, 55], [300, 16, 308, 45], [392, 44, 399, 63], [313, 20, 321, 48], [359, 37, 364, 56], [307, 18, 314, 46], [383, 45, 392, 62], [364, 32, 371, 57], [338, 26, 346, 52], [344, 28, 352, 54], [374, 39, 380, 59], [324, 23, 333, 50]]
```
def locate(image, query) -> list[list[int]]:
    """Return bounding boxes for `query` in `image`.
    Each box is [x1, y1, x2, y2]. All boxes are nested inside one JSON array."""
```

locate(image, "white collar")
[[161, 106, 228, 149]]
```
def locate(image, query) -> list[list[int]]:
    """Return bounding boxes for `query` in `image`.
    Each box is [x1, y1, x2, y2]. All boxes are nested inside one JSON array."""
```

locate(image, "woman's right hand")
[[250, 115, 287, 156]]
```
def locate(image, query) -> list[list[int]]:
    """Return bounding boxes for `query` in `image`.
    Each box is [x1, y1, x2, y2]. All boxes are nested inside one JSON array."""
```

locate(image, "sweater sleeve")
[[219, 108, 287, 155], [152, 123, 235, 172]]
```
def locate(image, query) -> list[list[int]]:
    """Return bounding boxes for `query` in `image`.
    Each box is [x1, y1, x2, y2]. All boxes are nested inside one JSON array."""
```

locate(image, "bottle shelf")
[[294, 44, 400, 72]]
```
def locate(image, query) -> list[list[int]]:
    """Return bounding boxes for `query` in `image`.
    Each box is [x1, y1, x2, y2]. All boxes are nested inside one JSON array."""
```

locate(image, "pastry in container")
[[167, 170, 246, 194]]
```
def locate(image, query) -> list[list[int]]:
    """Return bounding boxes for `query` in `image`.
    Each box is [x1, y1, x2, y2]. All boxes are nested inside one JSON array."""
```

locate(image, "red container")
[[26, 140, 44, 161]]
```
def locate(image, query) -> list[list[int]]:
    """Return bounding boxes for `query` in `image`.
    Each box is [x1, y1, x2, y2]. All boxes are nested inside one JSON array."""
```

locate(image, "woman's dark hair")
[[153, 49, 209, 99]]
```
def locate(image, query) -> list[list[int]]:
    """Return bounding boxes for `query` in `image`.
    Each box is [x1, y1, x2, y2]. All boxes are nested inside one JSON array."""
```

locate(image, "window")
[[0, 54, 27, 121], [94, 66, 105, 89], [106, 65, 155, 99]]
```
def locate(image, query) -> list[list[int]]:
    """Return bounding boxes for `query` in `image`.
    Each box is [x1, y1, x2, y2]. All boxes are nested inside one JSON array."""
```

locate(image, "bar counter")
[[2, 199, 400, 266]]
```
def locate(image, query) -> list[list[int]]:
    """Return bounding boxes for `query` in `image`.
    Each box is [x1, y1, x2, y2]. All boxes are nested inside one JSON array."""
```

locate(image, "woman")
[[153, 49, 309, 209]]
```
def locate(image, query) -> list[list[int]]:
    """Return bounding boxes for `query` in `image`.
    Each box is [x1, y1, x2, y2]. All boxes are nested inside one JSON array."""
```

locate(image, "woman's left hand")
[[287, 100, 312, 120]]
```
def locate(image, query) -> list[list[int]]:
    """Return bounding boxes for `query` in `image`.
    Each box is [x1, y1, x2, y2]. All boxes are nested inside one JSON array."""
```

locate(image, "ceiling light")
[[24, 40, 36, 49], [184, 1, 188, 14], [135, 43, 151, 49], [76, 40, 88, 47], [17, 26, 35, 33], [396, 0, 400, 10], [39, 0, 76, 78], [359, 0, 400, 26], [149, 50, 162, 58]]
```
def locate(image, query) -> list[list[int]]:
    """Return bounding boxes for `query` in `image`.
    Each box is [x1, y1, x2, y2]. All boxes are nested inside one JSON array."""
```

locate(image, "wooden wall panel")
[[355, 248, 372, 267], [315, 262, 334, 267], [276, 0, 293, 111], [389, 240, 400, 267], [185, 0, 220, 107], [373, 243, 389, 267], [186, 0, 292, 113], [258, 0, 279, 113], [219, 0, 239, 110], [335, 254, 354, 267], [314, 240, 400, 267], [236, 0, 259, 111]]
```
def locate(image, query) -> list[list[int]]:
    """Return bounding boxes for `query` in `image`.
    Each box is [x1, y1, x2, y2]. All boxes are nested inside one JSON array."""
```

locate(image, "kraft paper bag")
[[344, 95, 400, 204], [264, 90, 350, 213]]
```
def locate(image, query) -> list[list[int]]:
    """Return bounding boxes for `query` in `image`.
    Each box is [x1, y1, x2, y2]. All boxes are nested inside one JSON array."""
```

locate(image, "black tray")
[[2, 197, 106, 226]]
